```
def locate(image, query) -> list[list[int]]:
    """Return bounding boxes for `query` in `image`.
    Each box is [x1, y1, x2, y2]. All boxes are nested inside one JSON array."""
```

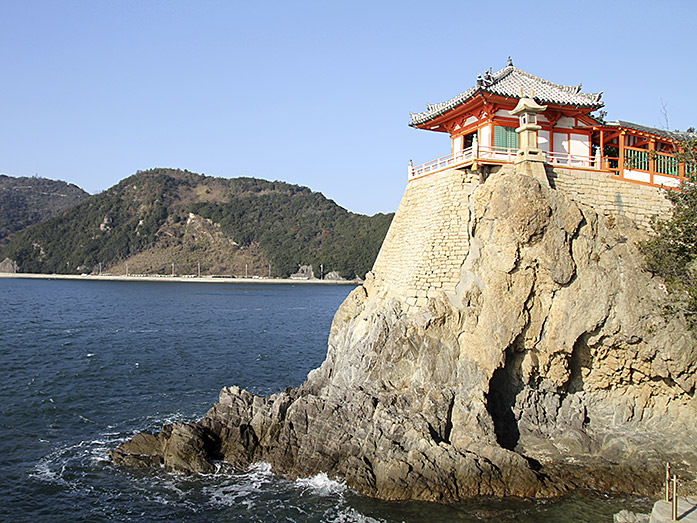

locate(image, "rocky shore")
[[110, 169, 697, 502]]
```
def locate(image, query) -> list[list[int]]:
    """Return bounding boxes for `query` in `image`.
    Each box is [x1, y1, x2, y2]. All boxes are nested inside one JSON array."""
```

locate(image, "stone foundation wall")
[[548, 167, 672, 229], [372, 164, 670, 307], [371, 167, 485, 306]]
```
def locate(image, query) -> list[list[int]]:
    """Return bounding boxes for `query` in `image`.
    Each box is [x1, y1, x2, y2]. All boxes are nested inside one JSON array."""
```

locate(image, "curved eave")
[[410, 91, 603, 130], [410, 91, 603, 128]]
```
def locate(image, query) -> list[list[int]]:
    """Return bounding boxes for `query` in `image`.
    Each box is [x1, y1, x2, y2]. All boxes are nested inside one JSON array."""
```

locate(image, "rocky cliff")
[[110, 167, 697, 502]]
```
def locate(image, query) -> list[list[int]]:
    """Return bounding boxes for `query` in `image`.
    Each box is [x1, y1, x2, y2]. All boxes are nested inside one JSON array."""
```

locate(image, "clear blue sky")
[[2, 0, 696, 215]]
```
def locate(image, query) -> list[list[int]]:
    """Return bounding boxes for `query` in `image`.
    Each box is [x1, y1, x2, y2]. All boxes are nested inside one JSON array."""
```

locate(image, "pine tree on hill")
[[0, 169, 393, 279]]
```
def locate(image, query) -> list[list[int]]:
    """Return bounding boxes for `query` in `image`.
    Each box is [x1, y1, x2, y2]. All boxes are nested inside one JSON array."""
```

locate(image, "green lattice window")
[[655, 154, 679, 176], [493, 126, 518, 150]]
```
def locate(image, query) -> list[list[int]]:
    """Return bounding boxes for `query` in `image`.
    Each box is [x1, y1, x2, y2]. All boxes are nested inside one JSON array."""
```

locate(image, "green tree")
[[639, 131, 697, 326]]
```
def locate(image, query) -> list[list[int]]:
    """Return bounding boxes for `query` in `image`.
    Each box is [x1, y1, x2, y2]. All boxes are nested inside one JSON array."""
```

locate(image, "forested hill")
[[0, 169, 393, 279], [0, 174, 89, 245]]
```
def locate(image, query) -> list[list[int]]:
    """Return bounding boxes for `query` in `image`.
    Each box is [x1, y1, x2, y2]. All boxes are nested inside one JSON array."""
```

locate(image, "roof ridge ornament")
[[507, 56, 513, 67], [409, 65, 604, 127]]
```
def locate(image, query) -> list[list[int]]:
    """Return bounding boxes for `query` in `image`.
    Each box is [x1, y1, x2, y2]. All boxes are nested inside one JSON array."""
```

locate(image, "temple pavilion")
[[408, 58, 696, 189]]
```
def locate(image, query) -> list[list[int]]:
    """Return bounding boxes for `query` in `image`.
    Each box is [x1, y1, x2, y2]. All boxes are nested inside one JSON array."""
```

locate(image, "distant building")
[[408, 59, 695, 189], [290, 264, 316, 280], [0, 258, 18, 273]]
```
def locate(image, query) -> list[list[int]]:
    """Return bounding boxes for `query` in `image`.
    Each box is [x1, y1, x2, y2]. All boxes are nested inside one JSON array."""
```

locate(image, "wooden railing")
[[409, 147, 596, 179], [409, 145, 518, 178], [545, 151, 596, 168], [655, 153, 679, 175], [408, 143, 693, 191], [624, 147, 650, 171], [621, 146, 685, 186]]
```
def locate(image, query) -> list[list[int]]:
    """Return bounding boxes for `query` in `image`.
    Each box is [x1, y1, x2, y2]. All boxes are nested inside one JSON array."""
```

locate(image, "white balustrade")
[[409, 147, 598, 179]]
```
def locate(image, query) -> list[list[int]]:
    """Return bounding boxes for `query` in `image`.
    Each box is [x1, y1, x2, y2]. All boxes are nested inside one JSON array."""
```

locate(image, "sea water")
[[0, 278, 652, 522]]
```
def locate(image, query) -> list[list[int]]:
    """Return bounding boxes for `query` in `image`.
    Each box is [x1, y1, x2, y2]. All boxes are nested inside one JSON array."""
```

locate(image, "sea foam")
[[296, 472, 347, 497]]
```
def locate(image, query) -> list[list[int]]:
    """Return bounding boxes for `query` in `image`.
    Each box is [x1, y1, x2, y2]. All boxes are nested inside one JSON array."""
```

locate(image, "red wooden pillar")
[[618, 131, 626, 178], [649, 139, 656, 185], [549, 127, 554, 154]]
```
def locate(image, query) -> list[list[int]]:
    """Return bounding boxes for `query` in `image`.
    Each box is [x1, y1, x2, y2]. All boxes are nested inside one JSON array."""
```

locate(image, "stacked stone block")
[[372, 164, 670, 312], [548, 168, 672, 229], [371, 168, 481, 308]]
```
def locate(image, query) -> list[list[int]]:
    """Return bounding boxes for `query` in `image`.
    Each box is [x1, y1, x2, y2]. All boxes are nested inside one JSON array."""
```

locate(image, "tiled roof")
[[409, 64, 604, 127], [606, 120, 697, 141]]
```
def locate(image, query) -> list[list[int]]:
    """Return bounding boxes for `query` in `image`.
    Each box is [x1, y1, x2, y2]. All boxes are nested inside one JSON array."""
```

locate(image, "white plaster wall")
[[624, 170, 651, 183], [557, 116, 575, 128], [452, 135, 463, 153], [480, 125, 491, 147], [654, 174, 681, 187], [464, 116, 478, 127], [553, 133, 569, 153], [538, 130, 550, 152], [538, 114, 548, 123], [569, 134, 589, 156]]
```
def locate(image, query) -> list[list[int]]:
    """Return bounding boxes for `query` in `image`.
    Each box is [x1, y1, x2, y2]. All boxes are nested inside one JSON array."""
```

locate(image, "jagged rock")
[[110, 422, 219, 473], [614, 509, 650, 522], [109, 433, 162, 468], [110, 169, 697, 502], [160, 422, 219, 474]]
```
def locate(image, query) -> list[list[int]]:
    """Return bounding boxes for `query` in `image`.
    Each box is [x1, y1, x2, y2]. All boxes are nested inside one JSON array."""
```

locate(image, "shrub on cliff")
[[639, 134, 697, 326]]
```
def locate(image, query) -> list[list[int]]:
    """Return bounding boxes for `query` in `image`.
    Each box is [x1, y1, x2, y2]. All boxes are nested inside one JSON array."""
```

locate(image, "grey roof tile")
[[409, 65, 604, 127], [606, 120, 697, 141]]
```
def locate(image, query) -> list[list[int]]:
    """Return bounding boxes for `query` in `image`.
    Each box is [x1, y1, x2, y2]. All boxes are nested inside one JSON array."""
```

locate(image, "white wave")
[[204, 462, 275, 508], [30, 455, 68, 485], [295, 472, 347, 497], [239, 462, 275, 493], [246, 461, 273, 475], [31, 432, 127, 483]]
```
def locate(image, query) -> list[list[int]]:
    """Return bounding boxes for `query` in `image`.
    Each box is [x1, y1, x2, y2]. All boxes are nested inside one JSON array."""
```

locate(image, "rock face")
[[110, 169, 697, 502]]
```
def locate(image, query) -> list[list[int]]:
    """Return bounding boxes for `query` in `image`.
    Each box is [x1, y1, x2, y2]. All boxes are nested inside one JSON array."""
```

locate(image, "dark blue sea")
[[0, 278, 652, 522]]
